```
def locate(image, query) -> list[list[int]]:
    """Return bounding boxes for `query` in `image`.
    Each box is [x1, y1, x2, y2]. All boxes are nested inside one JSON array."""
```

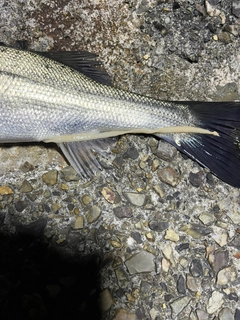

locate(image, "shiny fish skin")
[[1, 45, 240, 187]]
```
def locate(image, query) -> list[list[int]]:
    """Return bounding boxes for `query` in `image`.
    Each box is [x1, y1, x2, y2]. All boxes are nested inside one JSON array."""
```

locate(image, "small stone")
[[154, 140, 177, 161], [199, 212, 215, 225], [60, 183, 69, 190], [162, 258, 170, 272], [150, 307, 159, 320], [111, 240, 122, 248], [153, 185, 165, 198], [113, 206, 133, 218], [165, 229, 179, 242], [170, 296, 191, 318], [217, 266, 237, 285], [208, 249, 229, 273], [19, 161, 34, 172], [123, 192, 146, 206], [123, 146, 139, 159], [158, 166, 180, 187], [112, 309, 136, 320], [196, 309, 208, 320], [73, 216, 84, 229], [205, 0, 221, 17], [177, 274, 186, 294], [15, 200, 29, 212], [43, 189, 51, 198], [206, 291, 224, 314], [149, 219, 169, 232], [0, 186, 13, 195], [87, 205, 101, 223], [189, 170, 204, 187], [98, 288, 114, 312], [81, 194, 92, 206], [218, 307, 234, 320], [212, 228, 228, 247], [232, 0, 240, 18], [115, 268, 129, 288], [152, 159, 161, 171], [125, 251, 155, 274], [186, 274, 198, 292], [218, 31, 232, 44], [19, 180, 33, 193], [101, 186, 116, 204], [235, 309, 240, 320], [51, 203, 62, 212], [180, 224, 212, 239], [46, 285, 61, 298], [190, 259, 203, 277], [146, 232, 155, 242], [42, 170, 58, 185], [224, 25, 239, 37], [61, 166, 80, 181], [162, 244, 175, 267]]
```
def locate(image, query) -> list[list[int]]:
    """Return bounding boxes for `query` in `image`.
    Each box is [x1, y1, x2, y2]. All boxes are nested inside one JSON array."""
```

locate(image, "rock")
[[157, 166, 180, 187], [101, 186, 116, 204], [218, 307, 234, 320], [149, 219, 169, 232], [190, 259, 203, 277], [123, 192, 146, 206], [232, 0, 240, 18], [162, 244, 175, 267], [170, 296, 191, 318], [217, 266, 237, 285], [206, 291, 224, 314], [205, 0, 221, 17], [165, 229, 179, 242], [153, 185, 165, 198], [0, 186, 13, 195], [112, 309, 136, 320], [42, 170, 58, 185], [189, 170, 204, 187], [186, 274, 198, 292], [196, 309, 208, 320], [61, 166, 80, 181], [154, 140, 177, 161], [198, 212, 215, 225], [19, 161, 34, 172], [212, 227, 228, 247], [81, 194, 92, 206], [115, 268, 129, 288], [15, 200, 29, 212], [161, 258, 170, 272], [125, 251, 155, 274], [87, 205, 101, 223], [113, 206, 133, 218], [177, 274, 186, 294], [73, 216, 84, 229], [180, 224, 212, 239], [19, 180, 33, 193], [207, 249, 229, 272], [98, 288, 114, 312]]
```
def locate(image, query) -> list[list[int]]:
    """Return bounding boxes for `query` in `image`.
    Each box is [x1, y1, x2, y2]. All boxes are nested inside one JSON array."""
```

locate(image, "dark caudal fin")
[[160, 102, 240, 187]]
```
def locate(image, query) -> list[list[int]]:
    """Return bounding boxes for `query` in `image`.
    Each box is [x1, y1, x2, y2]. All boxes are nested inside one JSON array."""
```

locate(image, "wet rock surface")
[[0, 1, 240, 319]]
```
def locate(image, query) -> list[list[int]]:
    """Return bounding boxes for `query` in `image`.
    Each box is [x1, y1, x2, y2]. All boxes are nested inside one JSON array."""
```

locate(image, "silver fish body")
[[1, 46, 240, 187]]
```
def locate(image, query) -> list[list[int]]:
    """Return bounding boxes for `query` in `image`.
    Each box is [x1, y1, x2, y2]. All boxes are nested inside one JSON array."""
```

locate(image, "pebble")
[[101, 186, 116, 204], [87, 205, 101, 223], [212, 228, 228, 247], [19, 161, 34, 172], [154, 140, 177, 161], [19, 180, 33, 193], [148, 219, 169, 232], [112, 309, 136, 320], [0, 186, 13, 195], [42, 170, 58, 185], [161, 258, 170, 272], [73, 216, 84, 229], [170, 296, 191, 318], [206, 291, 224, 314], [151, 159, 161, 171], [15, 200, 29, 212], [81, 194, 92, 206], [157, 166, 180, 187], [153, 184, 165, 198], [162, 244, 175, 267], [98, 288, 114, 312], [180, 224, 212, 239], [165, 229, 179, 242], [113, 206, 133, 218], [198, 212, 215, 225], [51, 203, 62, 213], [224, 25, 239, 37], [190, 259, 203, 277], [115, 268, 129, 288], [123, 192, 146, 206], [205, 0, 221, 17], [232, 0, 240, 17], [186, 274, 198, 292], [61, 166, 80, 181], [123, 145, 139, 160], [189, 170, 204, 187], [207, 248, 229, 273], [218, 307, 234, 320], [217, 266, 237, 285], [196, 309, 208, 320], [125, 251, 155, 274], [177, 274, 186, 294]]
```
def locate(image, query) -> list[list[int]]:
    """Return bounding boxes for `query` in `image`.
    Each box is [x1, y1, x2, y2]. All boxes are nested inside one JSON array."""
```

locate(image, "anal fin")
[[58, 138, 117, 178]]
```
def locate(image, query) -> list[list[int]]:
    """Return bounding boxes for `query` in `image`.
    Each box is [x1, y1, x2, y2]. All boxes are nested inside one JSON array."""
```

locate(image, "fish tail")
[[160, 102, 240, 187]]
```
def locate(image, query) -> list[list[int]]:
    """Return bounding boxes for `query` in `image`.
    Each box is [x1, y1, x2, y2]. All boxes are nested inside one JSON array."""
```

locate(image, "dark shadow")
[[0, 226, 102, 320]]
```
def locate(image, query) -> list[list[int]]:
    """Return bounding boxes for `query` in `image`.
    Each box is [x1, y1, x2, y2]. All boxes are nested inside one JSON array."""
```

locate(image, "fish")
[[0, 45, 240, 187]]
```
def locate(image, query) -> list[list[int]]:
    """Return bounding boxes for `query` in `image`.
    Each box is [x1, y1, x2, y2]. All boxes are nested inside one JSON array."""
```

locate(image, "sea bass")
[[0, 45, 240, 186]]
